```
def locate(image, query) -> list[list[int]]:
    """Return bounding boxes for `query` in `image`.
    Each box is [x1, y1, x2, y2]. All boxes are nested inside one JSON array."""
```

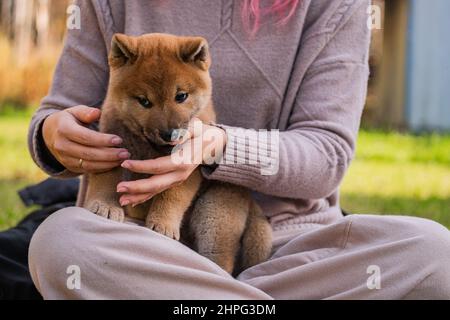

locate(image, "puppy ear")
[[179, 37, 211, 71], [110, 33, 138, 68]]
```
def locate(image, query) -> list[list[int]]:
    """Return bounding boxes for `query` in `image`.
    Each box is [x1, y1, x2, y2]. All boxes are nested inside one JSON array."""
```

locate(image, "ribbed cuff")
[[202, 125, 280, 187]]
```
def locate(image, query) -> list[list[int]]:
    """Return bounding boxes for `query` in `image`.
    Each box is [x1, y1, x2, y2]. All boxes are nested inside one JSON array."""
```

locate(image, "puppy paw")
[[145, 216, 180, 240], [88, 200, 125, 223]]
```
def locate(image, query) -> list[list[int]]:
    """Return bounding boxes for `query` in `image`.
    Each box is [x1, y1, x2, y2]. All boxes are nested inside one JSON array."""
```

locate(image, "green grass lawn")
[[340, 131, 450, 227], [0, 112, 449, 230], [0, 111, 45, 229]]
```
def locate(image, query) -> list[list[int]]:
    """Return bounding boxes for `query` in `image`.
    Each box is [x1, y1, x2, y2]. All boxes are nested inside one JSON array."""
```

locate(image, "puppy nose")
[[159, 129, 175, 142]]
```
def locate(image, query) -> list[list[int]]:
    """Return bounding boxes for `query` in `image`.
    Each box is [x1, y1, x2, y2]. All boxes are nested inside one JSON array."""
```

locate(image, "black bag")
[[0, 178, 79, 300]]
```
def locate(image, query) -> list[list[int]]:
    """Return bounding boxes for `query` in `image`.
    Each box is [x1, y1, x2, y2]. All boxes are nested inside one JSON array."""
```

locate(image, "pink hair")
[[241, 0, 300, 37]]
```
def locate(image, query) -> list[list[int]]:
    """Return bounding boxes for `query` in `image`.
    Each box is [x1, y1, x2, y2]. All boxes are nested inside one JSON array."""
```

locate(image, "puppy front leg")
[[145, 170, 202, 240], [84, 167, 125, 222]]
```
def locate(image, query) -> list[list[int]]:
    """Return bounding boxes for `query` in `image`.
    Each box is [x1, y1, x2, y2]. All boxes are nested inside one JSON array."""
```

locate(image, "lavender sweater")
[[28, 0, 371, 232]]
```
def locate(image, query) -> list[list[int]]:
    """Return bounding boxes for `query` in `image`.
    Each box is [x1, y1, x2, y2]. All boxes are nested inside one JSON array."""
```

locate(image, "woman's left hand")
[[117, 118, 227, 207]]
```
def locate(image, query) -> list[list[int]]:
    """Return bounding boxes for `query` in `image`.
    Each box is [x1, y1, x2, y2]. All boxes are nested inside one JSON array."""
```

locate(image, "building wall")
[[406, 0, 450, 131]]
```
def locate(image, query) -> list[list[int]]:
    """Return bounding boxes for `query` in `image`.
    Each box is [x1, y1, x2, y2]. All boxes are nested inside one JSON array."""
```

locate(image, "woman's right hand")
[[42, 105, 131, 174]]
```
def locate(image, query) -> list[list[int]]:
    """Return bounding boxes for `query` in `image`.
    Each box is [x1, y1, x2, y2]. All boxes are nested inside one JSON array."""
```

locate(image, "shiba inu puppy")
[[82, 33, 272, 274]]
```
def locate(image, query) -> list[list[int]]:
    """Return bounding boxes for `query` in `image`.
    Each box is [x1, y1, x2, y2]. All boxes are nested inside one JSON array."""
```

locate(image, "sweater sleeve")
[[28, 0, 110, 178], [203, 1, 371, 199]]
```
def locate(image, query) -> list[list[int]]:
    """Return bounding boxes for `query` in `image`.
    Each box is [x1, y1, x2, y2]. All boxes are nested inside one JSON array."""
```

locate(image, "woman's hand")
[[117, 118, 227, 207], [42, 106, 131, 173]]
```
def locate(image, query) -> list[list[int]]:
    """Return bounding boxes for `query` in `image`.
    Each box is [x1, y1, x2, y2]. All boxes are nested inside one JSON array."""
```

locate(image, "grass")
[[0, 111, 449, 230], [340, 131, 450, 227], [0, 110, 45, 228]]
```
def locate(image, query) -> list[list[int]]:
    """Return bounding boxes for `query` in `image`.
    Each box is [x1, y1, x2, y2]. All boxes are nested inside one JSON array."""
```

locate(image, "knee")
[[28, 207, 92, 289], [410, 217, 450, 259], [403, 217, 450, 298], [30, 206, 90, 250]]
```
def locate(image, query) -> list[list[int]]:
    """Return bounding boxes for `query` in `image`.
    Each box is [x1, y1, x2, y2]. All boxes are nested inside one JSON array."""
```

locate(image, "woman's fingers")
[[117, 171, 185, 194], [82, 160, 122, 173], [65, 156, 122, 173], [61, 140, 130, 162], [121, 156, 190, 174], [119, 193, 154, 207], [66, 105, 101, 124], [62, 123, 123, 147], [42, 107, 127, 174], [187, 117, 203, 137], [175, 136, 205, 165]]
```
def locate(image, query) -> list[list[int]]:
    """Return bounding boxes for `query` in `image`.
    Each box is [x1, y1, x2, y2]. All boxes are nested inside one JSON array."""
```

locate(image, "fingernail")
[[117, 186, 128, 193], [120, 200, 130, 207], [118, 151, 130, 159], [88, 109, 99, 117], [121, 161, 131, 168], [112, 137, 123, 145]]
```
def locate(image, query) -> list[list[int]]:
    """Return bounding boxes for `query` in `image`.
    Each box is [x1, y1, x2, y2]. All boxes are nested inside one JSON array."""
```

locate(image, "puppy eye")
[[175, 92, 189, 104], [136, 96, 152, 108]]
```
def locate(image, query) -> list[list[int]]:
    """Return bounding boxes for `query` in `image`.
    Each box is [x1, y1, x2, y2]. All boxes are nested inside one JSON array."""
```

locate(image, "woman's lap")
[[28, 207, 450, 299], [28, 207, 271, 300]]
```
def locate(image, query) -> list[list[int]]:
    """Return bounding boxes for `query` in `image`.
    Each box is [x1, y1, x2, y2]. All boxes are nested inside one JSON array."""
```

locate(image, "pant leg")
[[238, 214, 450, 299], [28, 207, 272, 300]]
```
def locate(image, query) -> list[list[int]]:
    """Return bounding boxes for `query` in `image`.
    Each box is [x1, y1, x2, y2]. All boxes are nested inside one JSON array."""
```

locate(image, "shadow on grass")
[[341, 193, 450, 228]]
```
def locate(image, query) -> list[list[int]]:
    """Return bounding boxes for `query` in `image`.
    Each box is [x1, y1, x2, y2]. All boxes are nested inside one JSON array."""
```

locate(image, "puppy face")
[[107, 33, 212, 146]]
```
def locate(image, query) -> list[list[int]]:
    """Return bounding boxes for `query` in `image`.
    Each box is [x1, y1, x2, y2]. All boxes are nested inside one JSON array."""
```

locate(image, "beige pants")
[[28, 207, 450, 299]]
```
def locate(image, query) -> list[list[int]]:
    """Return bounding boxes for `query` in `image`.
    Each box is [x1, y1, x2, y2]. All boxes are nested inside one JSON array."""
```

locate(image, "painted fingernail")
[[117, 186, 128, 193], [118, 151, 130, 159], [112, 137, 123, 145], [121, 161, 131, 168], [88, 109, 99, 118]]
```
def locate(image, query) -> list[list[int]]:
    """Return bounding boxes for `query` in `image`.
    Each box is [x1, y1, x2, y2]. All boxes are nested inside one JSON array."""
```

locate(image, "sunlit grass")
[[341, 161, 450, 227], [0, 113, 47, 181], [353, 130, 450, 165], [0, 112, 449, 230], [342, 161, 450, 199], [0, 179, 40, 229], [0, 110, 45, 229], [341, 130, 450, 227]]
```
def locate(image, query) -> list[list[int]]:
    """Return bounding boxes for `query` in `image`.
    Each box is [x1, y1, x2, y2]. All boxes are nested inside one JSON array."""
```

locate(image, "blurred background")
[[0, 0, 449, 229]]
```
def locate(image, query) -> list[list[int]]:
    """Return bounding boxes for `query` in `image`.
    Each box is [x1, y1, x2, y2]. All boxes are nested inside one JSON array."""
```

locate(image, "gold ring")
[[78, 158, 84, 169]]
